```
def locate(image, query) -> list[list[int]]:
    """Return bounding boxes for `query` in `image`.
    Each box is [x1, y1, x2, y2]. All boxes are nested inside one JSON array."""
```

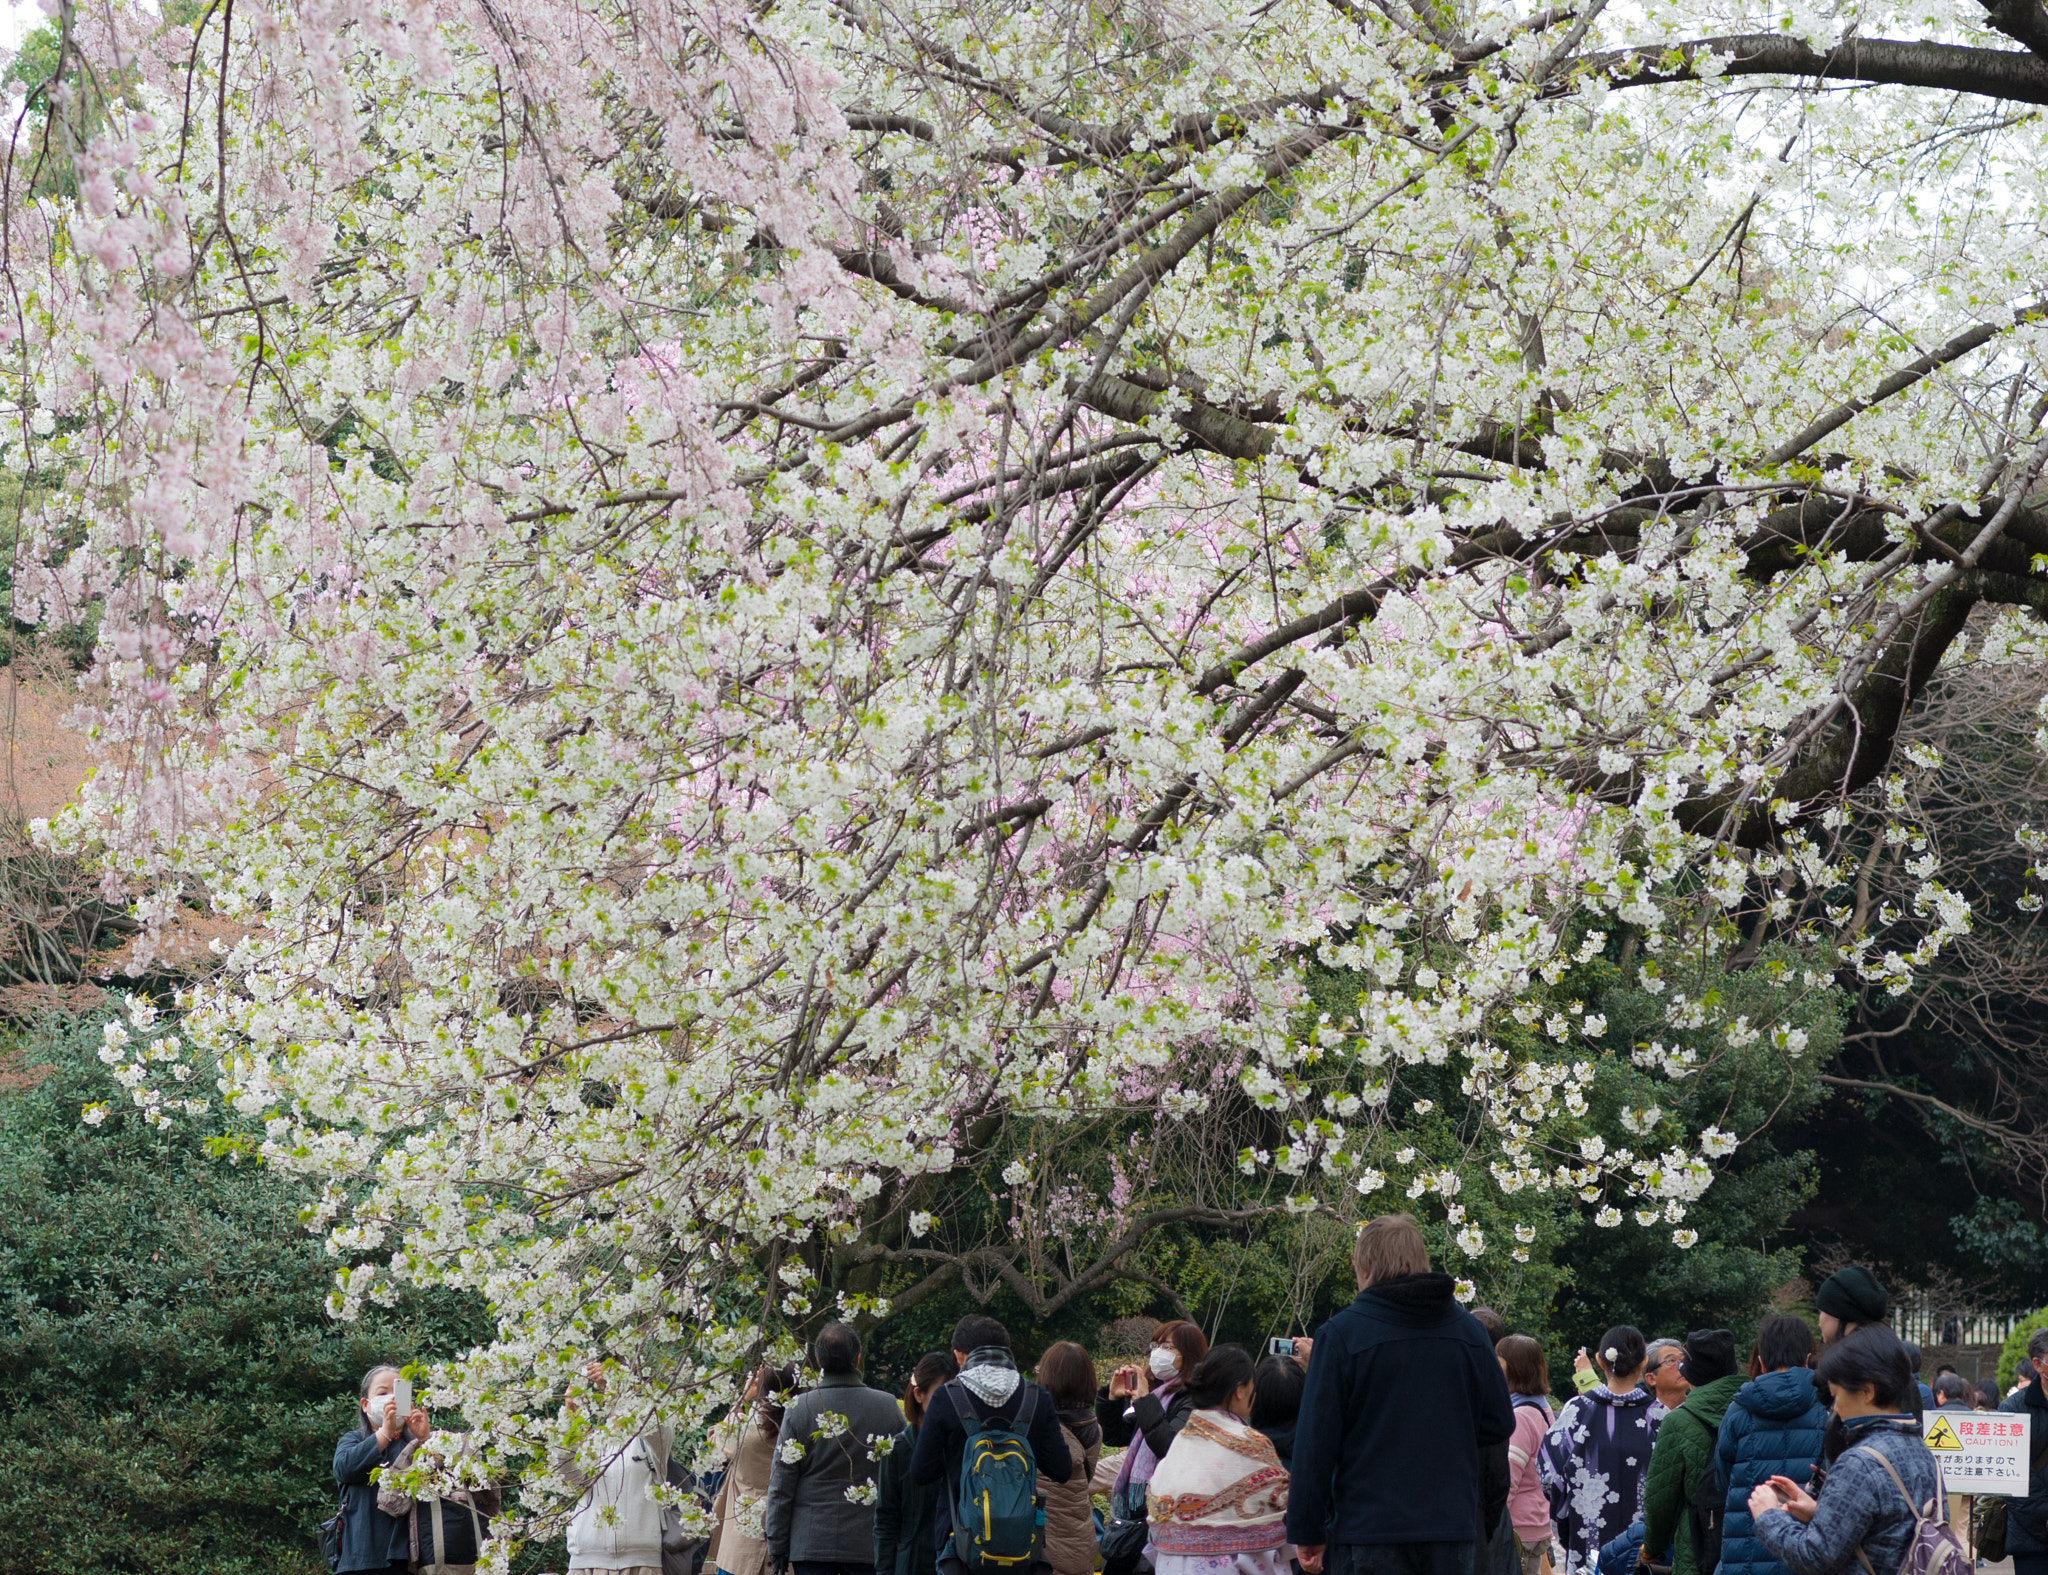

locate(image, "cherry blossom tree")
[[7, 0, 2047, 1537]]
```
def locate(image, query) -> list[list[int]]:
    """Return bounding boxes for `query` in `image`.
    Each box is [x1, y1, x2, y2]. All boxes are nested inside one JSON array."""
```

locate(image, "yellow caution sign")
[[1924, 1415, 1964, 1452]]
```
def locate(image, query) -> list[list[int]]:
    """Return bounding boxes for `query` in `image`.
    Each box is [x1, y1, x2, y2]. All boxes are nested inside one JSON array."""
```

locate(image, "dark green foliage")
[[1549, 954, 1835, 1363], [0, 1015, 489, 1575]]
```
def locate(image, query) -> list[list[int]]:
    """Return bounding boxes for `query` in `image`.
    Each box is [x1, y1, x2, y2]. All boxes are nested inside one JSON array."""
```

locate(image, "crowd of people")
[[321, 1217, 2048, 1575]]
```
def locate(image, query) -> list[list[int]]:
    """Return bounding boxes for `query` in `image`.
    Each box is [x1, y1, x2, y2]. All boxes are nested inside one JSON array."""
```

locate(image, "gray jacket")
[[764, 1371, 906, 1568], [1754, 1418, 1942, 1575]]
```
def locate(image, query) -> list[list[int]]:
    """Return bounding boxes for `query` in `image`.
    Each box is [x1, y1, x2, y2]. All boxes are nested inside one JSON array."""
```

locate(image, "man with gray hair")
[[1996, 1325, 2048, 1575], [1643, 1338, 1690, 1411], [766, 1323, 908, 1575]]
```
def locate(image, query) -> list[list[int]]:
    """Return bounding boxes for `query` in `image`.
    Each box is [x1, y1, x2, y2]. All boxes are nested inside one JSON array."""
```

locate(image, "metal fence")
[[1893, 1303, 2034, 1349]]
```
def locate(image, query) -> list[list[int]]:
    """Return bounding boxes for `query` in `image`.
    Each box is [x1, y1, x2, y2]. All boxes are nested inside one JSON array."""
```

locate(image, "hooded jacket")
[[566, 1427, 677, 1572], [1715, 1368, 1830, 1575], [1041, 1411, 1103, 1575], [1642, 1372, 1746, 1575], [1539, 1384, 1665, 1575], [1284, 1272, 1514, 1549], [1997, 1376, 2048, 1557]]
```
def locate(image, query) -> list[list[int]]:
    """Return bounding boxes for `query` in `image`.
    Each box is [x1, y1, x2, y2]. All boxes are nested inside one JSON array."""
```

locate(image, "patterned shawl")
[[1145, 1409, 1289, 1557]]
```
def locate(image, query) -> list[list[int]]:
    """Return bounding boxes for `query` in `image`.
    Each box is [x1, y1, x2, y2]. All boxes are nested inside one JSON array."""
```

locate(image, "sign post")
[[1923, 1409, 2032, 1540]]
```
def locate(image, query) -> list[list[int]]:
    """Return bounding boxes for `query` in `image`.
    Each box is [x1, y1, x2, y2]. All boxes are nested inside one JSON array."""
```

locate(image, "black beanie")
[[1815, 1266, 1889, 1327], [1680, 1328, 1738, 1386]]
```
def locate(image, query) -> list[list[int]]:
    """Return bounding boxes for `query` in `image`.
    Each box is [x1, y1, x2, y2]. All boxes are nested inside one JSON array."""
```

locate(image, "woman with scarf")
[[1539, 1326, 1664, 1575], [1745, 1327, 1941, 1575], [1097, 1321, 1208, 1575], [1036, 1342, 1106, 1575], [1145, 1345, 1290, 1575]]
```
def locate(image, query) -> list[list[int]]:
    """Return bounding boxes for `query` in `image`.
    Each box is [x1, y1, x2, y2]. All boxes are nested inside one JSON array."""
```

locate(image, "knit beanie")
[[1814, 1266, 1889, 1326], [1679, 1328, 1738, 1386]]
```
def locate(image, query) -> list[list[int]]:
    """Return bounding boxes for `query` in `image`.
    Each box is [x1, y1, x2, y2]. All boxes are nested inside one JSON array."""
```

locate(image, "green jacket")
[[1642, 1374, 1745, 1575]]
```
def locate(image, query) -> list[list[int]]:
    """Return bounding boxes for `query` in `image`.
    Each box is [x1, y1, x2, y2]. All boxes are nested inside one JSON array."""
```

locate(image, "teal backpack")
[[947, 1383, 1044, 1573]]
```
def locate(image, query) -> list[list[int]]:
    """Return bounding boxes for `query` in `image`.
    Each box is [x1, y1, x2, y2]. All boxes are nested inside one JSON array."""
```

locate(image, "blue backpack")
[[948, 1383, 1044, 1573]]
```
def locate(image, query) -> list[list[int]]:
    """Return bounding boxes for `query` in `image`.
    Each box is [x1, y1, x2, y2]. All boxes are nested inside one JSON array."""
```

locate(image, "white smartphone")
[[1269, 1337, 1294, 1357], [394, 1375, 414, 1419]]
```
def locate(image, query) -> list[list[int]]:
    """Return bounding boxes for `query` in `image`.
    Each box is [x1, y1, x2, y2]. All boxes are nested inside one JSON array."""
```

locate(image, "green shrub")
[[0, 1014, 488, 1575], [1998, 1308, 2048, 1390]]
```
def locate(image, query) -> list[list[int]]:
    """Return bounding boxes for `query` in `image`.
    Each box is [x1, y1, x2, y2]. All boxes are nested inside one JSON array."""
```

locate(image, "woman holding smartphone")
[[1744, 1328, 1941, 1575], [334, 1364, 432, 1573]]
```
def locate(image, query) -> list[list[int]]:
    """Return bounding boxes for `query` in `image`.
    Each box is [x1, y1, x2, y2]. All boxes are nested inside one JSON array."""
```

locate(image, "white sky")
[[0, 2, 43, 50]]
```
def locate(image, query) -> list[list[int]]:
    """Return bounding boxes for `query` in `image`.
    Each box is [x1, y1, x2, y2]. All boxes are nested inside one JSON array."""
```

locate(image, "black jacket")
[[1284, 1273, 1514, 1548], [1255, 1417, 1298, 1473], [909, 1373, 1074, 1556], [874, 1423, 941, 1575], [1096, 1380, 1197, 1460], [333, 1428, 413, 1573], [1998, 1377, 2048, 1556]]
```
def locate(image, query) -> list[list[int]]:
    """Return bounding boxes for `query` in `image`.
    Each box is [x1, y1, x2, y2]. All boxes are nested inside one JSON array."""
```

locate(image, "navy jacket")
[[1998, 1378, 2048, 1556], [333, 1427, 412, 1572], [1716, 1368, 1830, 1575], [1284, 1272, 1514, 1548], [909, 1373, 1073, 1556]]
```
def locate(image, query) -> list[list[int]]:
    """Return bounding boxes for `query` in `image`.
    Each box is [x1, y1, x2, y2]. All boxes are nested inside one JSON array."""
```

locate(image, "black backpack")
[[1682, 1412, 1722, 1575]]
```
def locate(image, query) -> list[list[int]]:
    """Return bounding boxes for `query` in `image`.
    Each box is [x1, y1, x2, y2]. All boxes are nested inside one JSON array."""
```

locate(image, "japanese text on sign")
[[1923, 1411, 2033, 1493]]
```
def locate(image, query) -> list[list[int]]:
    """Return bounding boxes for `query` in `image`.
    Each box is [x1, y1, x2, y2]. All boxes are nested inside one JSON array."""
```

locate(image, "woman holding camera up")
[[334, 1365, 430, 1574]]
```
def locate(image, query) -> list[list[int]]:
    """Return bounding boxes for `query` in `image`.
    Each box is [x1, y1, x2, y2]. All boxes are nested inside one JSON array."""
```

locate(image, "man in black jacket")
[[1286, 1213, 1514, 1575], [908, 1315, 1073, 1575]]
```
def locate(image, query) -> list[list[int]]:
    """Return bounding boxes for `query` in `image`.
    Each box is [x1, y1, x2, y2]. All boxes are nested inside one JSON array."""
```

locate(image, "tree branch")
[[1587, 33, 2048, 105]]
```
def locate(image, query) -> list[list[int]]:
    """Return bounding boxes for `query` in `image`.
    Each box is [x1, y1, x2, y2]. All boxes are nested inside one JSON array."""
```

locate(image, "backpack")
[[948, 1382, 1044, 1574], [1847, 1446, 1967, 1575], [1679, 1411, 1722, 1575], [1970, 1424, 2048, 1562]]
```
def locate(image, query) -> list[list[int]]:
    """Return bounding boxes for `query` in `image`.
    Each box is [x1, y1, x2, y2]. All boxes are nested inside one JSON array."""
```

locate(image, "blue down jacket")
[[1715, 1368, 1830, 1575]]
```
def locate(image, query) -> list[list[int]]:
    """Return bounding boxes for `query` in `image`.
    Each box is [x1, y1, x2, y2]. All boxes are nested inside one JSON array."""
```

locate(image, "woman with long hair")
[[1145, 1345, 1290, 1575], [707, 1362, 800, 1575], [1098, 1319, 1210, 1502], [1746, 1327, 1942, 1575], [874, 1351, 958, 1575], [1539, 1325, 1663, 1575], [1037, 1341, 1106, 1575]]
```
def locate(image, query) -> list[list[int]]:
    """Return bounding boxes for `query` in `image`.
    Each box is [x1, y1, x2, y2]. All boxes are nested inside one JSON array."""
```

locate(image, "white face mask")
[[1148, 1348, 1178, 1379], [365, 1398, 396, 1433]]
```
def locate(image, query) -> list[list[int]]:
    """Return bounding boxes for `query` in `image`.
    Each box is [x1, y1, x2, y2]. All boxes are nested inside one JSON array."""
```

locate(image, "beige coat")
[[706, 1421, 777, 1575], [1042, 1419, 1104, 1575]]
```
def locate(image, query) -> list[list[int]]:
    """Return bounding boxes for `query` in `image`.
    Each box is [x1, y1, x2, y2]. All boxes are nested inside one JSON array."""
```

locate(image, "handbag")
[[317, 1496, 345, 1574], [1098, 1481, 1151, 1575], [413, 1492, 488, 1574]]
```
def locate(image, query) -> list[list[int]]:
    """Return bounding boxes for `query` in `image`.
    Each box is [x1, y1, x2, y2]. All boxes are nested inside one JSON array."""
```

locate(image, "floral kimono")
[[1539, 1385, 1666, 1575]]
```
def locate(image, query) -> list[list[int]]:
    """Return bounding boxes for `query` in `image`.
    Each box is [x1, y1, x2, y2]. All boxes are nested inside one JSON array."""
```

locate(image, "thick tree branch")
[[1587, 33, 2048, 105]]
